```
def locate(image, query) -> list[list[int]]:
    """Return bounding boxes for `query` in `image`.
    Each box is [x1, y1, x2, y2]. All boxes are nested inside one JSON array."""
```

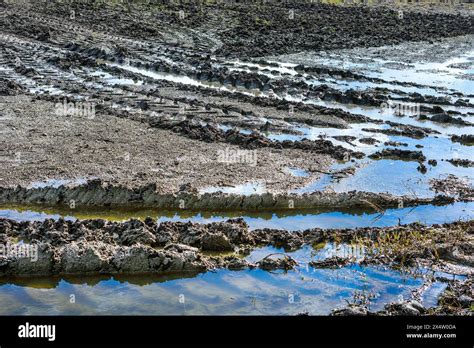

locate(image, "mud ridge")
[[0, 180, 445, 210]]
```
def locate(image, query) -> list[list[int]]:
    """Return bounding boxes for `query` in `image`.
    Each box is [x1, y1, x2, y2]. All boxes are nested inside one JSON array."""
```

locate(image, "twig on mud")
[[371, 212, 385, 224], [361, 199, 386, 224], [361, 199, 384, 214], [401, 205, 418, 222], [402, 179, 420, 200]]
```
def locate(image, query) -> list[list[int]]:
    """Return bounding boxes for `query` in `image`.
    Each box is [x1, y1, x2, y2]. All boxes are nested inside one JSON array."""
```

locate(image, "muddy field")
[[0, 1, 473, 315]]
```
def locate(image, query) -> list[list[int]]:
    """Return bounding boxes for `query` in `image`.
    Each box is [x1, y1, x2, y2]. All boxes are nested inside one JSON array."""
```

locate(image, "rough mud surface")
[[1, 217, 472, 274], [0, 95, 330, 194], [1, 216, 472, 316], [0, 1, 472, 200], [0, 1, 473, 316], [430, 175, 474, 200], [333, 278, 473, 316], [0, 178, 455, 210]]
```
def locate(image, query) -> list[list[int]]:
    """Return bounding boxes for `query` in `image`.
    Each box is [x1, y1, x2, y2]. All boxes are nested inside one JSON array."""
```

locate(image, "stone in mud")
[[369, 149, 426, 162], [309, 256, 351, 269], [257, 255, 297, 271], [359, 137, 379, 145]]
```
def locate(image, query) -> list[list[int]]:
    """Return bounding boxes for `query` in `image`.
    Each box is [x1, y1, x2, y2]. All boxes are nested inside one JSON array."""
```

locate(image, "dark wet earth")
[[0, 2, 473, 315]]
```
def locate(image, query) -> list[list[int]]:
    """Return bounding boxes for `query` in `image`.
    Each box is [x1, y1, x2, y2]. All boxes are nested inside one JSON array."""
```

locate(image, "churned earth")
[[0, 1, 473, 315]]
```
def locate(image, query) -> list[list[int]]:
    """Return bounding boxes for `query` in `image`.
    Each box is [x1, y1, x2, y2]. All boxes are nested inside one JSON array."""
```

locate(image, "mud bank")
[[1, 217, 472, 277], [0, 179, 454, 211], [0, 217, 297, 276]]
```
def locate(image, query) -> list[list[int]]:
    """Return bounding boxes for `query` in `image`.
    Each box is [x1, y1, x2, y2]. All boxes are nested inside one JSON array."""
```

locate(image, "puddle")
[[89, 69, 143, 86], [278, 44, 474, 95], [1, 14, 472, 317], [422, 282, 449, 309], [108, 63, 265, 97], [297, 134, 473, 197], [1, 202, 472, 231], [286, 94, 474, 137], [269, 122, 389, 153], [0, 243, 455, 315], [301, 159, 473, 198], [323, 78, 448, 97], [285, 167, 310, 177], [218, 60, 302, 80]]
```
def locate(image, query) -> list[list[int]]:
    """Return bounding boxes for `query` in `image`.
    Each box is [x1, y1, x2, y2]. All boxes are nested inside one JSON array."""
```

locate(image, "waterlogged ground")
[[0, 201, 473, 230], [0, 202, 472, 315], [0, 2, 473, 315], [0, 244, 460, 315]]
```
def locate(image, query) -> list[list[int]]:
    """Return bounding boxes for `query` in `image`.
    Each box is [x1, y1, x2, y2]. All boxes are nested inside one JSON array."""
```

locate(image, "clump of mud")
[[0, 78, 25, 96], [430, 175, 474, 200], [446, 159, 474, 168], [451, 134, 474, 146], [431, 279, 473, 315], [309, 256, 351, 269], [369, 148, 426, 162], [0, 217, 302, 276]]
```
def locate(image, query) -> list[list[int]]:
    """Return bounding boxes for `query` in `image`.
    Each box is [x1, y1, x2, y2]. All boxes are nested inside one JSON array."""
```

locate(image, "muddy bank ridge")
[[0, 179, 458, 210], [0, 217, 472, 278]]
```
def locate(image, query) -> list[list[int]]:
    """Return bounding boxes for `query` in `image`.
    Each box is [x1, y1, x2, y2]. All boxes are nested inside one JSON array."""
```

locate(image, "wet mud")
[[0, 0, 473, 316]]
